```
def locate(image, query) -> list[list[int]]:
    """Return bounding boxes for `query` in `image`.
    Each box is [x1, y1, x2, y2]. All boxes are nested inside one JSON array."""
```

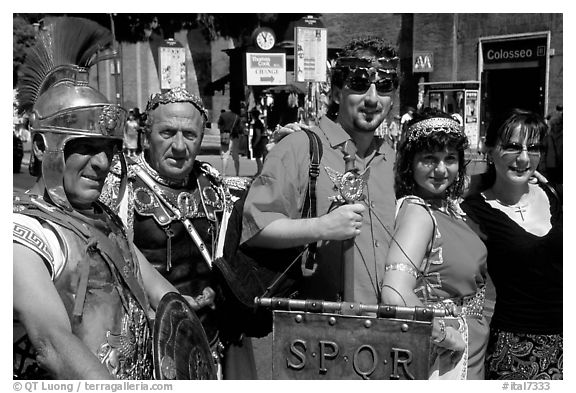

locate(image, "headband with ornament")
[[145, 87, 208, 123], [407, 117, 464, 142]]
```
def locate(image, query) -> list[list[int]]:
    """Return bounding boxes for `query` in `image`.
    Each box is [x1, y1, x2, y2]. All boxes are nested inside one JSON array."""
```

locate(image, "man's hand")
[[266, 122, 306, 151], [436, 327, 466, 366], [317, 203, 366, 241], [183, 287, 216, 311], [272, 122, 304, 143], [531, 170, 548, 184]]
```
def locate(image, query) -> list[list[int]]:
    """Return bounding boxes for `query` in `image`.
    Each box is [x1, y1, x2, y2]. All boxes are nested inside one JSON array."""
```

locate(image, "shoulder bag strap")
[[301, 129, 323, 269]]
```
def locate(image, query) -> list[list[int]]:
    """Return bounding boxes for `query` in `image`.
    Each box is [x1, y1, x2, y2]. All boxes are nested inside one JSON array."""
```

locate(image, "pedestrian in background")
[[250, 108, 268, 176], [400, 106, 415, 137], [124, 113, 139, 158], [541, 105, 563, 184], [389, 115, 400, 150], [218, 107, 241, 176]]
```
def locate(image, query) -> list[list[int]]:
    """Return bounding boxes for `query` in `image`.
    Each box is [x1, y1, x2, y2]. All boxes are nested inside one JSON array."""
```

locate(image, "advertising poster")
[[465, 91, 479, 148], [159, 45, 186, 90], [295, 26, 327, 82]]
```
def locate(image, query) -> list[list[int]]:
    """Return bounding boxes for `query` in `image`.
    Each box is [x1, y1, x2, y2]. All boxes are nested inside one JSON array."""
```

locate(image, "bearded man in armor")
[[13, 17, 215, 380], [101, 88, 257, 379]]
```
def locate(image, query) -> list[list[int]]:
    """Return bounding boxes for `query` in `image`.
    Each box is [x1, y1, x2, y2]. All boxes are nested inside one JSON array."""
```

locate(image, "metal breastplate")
[[134, 213, 214, 295], [131, 166, 224, 346], [13, 209, 153, 380]]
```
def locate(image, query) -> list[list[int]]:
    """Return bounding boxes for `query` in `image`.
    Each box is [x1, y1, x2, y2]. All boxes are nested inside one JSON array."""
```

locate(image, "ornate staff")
[[326, 141, 370, 301]]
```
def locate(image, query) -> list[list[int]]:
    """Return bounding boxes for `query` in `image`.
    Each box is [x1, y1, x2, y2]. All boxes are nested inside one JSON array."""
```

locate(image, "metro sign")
[[413, 51, 433, 72], [246, 52, 287, 86]]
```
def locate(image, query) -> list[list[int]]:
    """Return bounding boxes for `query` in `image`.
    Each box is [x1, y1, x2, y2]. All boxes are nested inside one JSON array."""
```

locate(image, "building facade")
[[90, 13, 562, 143]]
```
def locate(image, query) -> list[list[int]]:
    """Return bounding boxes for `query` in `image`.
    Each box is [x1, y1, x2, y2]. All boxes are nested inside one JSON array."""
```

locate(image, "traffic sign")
[[246, 52, 286, 86]]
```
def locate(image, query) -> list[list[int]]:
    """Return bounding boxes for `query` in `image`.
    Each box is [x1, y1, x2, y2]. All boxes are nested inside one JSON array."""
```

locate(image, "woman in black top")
[[250, 108, 268, 176], [461, 109, 562, 380]]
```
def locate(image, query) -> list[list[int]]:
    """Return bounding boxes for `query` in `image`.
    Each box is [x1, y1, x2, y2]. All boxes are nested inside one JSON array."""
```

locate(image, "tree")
[[13, 13, 312, 88], [13, 15, 39, 87]]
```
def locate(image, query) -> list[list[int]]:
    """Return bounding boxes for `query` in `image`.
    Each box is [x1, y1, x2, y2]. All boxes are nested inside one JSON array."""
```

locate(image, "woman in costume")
[[461, 109, 562, 380], [381, 107, 489, 379]]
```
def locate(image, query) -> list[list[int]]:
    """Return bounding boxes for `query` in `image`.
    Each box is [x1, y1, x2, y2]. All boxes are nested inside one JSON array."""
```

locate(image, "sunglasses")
[[500, 142, 543, 156], [344, 67, 398, 94]]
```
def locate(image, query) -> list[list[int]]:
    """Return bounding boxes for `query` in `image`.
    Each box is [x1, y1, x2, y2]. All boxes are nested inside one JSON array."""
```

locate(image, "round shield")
[[153, 292, 217, 380]]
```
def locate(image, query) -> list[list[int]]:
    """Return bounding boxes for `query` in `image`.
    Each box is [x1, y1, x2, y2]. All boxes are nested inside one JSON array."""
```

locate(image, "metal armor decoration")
[[325, 141, 370, 302], [153, 292, 217, 379], [325, 166, 370, 204], [17, 17, 127, 211]]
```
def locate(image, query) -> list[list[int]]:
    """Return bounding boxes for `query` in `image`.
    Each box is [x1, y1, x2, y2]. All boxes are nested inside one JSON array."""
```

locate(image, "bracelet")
[[432, 318, 447, 344]]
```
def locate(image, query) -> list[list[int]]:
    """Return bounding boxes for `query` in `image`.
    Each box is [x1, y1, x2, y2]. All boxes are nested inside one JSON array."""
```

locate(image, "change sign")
[[246, 52, 286, 86]]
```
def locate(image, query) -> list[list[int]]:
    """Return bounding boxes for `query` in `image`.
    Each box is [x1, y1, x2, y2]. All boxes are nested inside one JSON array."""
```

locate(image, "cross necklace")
[[491, 189, 532, 221]]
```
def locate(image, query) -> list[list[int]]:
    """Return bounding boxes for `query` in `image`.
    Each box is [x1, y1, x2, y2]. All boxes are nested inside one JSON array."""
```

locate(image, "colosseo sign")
[[482, 37, 547, 64]]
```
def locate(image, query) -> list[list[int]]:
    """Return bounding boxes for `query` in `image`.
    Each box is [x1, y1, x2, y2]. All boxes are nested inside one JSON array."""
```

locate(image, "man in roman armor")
[[13, 17, 213, 380], [101, 87, 256, 379]]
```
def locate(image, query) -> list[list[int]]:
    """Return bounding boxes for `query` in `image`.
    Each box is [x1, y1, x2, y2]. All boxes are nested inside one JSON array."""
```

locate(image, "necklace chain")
[[487, 188, 533, 221]]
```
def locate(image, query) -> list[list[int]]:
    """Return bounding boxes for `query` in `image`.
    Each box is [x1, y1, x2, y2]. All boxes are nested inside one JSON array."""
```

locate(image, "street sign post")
[[245, 52, 286, 86]]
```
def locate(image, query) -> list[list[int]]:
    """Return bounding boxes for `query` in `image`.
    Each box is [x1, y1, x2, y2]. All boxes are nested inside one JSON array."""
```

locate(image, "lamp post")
[[109, 13, 122, 106]]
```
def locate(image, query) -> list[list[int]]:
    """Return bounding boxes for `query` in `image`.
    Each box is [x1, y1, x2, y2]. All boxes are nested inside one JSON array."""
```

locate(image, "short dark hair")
[[485, 108, 547, 149], [339, 36, 398, 59], [395, 107, 469, 199]]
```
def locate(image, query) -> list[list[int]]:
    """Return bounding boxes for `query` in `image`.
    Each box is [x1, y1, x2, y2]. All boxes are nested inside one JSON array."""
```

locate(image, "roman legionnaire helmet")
[[17, 17, 127, 210]]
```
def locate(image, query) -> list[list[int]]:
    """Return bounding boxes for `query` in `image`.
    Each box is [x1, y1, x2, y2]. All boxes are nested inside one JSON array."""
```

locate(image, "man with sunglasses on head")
[[241, 36, 399, 305]]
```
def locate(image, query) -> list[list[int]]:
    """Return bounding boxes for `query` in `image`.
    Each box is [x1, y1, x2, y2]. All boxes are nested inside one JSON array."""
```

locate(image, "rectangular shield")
[[272, 311, 432, 380]]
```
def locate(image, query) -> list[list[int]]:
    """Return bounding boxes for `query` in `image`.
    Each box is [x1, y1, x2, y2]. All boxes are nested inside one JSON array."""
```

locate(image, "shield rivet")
[[401, 323, 409, 332], [295, 314, 303, 323], [329, 317, 336, 325], [364, 320, 372, 328], [160, 355, 177, 379]]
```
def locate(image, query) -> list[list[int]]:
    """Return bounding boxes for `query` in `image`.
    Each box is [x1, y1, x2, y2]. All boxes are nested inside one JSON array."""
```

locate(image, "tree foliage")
[[13, 15, 38, 86], [13, 13, 313, 86]]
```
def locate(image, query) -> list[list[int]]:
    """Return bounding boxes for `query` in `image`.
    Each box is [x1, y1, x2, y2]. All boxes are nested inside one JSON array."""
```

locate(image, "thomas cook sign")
[[246, 52, 286, 86]]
